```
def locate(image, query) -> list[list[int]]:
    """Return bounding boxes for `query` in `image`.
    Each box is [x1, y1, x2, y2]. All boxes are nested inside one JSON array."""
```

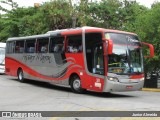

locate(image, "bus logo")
[[2, 112, 11, 118], [126, 36, 138, 42]]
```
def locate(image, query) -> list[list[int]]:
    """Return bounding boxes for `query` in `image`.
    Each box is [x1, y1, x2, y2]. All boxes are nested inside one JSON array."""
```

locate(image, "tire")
[[70, 75, 85, 93], [18, 69, 25, 82]]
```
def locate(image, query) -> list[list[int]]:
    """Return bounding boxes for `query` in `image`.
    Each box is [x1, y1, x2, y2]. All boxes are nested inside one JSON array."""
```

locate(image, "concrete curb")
[[142, 88, 160, 92]]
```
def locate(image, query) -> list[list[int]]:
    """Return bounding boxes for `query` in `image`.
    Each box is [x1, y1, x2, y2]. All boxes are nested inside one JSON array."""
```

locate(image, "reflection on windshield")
[[108, 45, 143, 74], [0, 48, 5, 64], [108, 45, 130, 74], [106, 33, 143, 75], [130, 47, 143, 73]]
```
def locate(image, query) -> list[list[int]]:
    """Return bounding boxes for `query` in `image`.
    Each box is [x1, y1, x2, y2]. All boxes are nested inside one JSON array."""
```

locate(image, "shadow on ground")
[[9, 78, 135, 98]]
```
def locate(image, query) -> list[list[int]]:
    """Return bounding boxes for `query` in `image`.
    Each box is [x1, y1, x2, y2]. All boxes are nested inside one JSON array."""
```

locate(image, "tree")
[[87, 0, 123, 29], [0, 0, 19, 41], [41, 0, 73, 30], [125, 2, 160, 75]]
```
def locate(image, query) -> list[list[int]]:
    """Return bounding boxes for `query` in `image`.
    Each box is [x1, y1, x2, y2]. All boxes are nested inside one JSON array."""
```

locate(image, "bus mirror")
[[142, 42, 154, 58], [108, 39, 113, 54], [106, 39, 113, 55], [103, 38, 113, 55]]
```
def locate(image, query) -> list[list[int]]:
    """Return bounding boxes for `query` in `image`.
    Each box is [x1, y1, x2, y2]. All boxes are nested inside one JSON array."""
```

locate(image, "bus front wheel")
[[70, 75, 85, 94], [18, 69, 25, 82]]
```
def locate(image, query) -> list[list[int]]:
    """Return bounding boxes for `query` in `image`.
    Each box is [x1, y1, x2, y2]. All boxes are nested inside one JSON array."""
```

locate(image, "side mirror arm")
[[142, 42, 154, 58]]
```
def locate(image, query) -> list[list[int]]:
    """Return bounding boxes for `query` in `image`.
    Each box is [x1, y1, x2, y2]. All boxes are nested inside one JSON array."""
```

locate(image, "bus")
[[5, 27, 154, 93], [0, 42, 6, 74]]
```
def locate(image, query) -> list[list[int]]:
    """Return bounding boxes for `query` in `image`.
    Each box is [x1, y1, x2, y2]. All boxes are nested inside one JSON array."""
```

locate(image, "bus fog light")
[[107, 76, 119, 82]]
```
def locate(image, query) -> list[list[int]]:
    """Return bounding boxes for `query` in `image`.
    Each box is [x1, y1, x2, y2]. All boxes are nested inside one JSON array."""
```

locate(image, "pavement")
[[142, 88, 160, 92]]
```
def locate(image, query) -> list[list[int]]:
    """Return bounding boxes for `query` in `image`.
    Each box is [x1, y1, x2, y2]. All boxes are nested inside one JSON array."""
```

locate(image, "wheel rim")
[[73, 79, 81, 90], [19, 71, 23, 81]]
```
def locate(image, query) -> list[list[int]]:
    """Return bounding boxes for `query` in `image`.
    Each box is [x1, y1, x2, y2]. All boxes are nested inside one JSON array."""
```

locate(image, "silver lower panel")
[[103, 78, 144, 92]]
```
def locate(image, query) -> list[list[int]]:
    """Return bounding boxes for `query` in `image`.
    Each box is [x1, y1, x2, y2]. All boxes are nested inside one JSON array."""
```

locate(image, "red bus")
[[5, 27, 154, 93]]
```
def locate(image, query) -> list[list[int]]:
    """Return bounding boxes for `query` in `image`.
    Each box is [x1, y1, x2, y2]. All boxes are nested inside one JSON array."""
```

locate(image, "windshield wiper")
[[126, 50, 132, 74], [136, 71, 142, 74]]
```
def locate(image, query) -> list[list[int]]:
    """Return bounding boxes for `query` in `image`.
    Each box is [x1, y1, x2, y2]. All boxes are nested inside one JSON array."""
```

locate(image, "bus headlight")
[[107, 76, 119, 82], [140, 77, 144, 81]]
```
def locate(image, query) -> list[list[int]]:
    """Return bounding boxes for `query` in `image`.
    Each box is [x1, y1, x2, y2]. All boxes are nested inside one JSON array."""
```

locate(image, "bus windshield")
[[0, 48, 5, 65], [105, 33, 143, 75]]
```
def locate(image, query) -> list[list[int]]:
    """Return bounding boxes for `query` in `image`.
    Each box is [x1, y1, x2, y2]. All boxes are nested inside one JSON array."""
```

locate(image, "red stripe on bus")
[[5, 57, 81, 81], [130, 74, 144, 79], [61, 30, 82, 36]]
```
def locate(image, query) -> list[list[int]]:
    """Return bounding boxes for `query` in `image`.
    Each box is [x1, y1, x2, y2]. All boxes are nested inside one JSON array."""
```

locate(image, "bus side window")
[[6, 41, 15, 54], [37, 37, 49, 53], [66, 35, 82, 53], [50, 37, 64, 53], [28, 47, 35, 53], [25, 39, 36, 53], [15, 40, 24, 53]]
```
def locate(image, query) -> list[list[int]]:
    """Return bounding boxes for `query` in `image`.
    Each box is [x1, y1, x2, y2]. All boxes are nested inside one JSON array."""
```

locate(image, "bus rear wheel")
[[18, 69, 25, 82], [70, 75, 85, 94]]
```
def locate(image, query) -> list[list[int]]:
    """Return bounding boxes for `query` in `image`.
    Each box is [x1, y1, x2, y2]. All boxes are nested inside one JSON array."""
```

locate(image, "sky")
[[0, 0, 160, 11], [13, 0, 160, 8]]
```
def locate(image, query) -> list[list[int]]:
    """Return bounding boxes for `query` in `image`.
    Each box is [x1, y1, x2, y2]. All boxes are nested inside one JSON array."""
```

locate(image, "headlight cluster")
[[140, 77, 144, 81], [107, 76, 119, 82]]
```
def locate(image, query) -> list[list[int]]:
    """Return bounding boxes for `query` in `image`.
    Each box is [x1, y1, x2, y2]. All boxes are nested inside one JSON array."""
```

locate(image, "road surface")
[[0, 74, 159, 120]]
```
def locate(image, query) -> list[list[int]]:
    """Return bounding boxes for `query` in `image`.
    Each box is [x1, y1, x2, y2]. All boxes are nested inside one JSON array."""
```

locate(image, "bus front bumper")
[[103, 79, 144, 92]]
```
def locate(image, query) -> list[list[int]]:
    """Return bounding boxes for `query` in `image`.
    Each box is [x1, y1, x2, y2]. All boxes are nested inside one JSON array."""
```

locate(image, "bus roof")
[[7, 26, 137, 41], [47, 26, 137, 36], [84, 26, 137, 35], [7, 34, 50, 41], [0, 42, 6, 48]]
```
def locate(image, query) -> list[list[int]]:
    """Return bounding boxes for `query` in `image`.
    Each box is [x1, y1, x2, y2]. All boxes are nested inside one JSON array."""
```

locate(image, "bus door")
[[85, 33, 105, 91], [92, 42, 105, 92]]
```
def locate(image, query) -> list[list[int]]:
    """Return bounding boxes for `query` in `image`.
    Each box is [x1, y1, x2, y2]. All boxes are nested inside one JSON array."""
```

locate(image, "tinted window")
[[85, 33, 103, 73], [67, 35, 82, 53], [6, 41, 15, 54], [15, 40, 24, 53], [105, 33, 143, 74], [37, 38, 49, 53], [50, 37, 64, 53], [25, 39, 36, 53]]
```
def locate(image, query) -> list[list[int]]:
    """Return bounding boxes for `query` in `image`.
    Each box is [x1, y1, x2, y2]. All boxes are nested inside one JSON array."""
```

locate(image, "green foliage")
[[42, 0, 72, 30], [120, 1, 160, 73], [87, 0, 123, 28], [0, 0, 160, 74], [0, 0, 72, 40], [134, 3, 160, 73]]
